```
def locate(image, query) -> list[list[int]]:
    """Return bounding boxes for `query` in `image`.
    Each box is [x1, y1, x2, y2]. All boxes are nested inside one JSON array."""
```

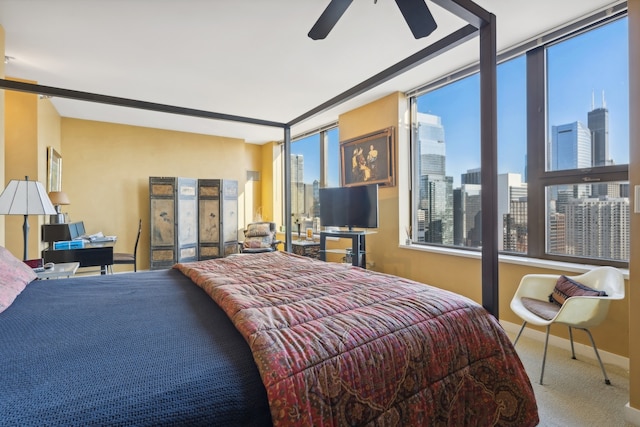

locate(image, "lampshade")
[[48, 191, 71, 206], [0, 179, 56, 215], [0, 177, 57, 260]]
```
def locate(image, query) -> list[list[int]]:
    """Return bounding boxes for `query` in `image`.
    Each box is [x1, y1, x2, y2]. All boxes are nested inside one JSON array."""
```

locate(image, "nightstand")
[[36, 262, 80, 280], [291, 240, 320, 259]]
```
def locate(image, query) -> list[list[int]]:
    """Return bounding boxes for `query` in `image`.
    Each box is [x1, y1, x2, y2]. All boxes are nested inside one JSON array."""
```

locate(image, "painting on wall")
[[340, 127, 395, 187], [47, 147, 62, 192]]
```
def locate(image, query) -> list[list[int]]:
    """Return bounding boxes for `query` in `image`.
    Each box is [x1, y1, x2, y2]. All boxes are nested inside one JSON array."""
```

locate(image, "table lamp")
[[0, 176, 57, 260], [48, 191, 70, 224]]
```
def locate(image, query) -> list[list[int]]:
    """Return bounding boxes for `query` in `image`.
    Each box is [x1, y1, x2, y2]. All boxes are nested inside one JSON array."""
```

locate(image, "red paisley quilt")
[[175, 252, 538, 426]]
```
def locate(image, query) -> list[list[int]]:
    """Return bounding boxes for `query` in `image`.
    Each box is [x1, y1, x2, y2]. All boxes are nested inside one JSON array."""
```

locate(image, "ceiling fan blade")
[[308, 0, 353, 40], [394, 0, 437, 39]]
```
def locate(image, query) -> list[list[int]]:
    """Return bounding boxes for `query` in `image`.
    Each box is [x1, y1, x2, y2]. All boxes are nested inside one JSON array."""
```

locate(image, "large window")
[[411, 74, 480, 247], [410, 12, 629, 266], [411, 56, 526, 251], [289, 126, 339, 233], [539, 17, 629, 264]]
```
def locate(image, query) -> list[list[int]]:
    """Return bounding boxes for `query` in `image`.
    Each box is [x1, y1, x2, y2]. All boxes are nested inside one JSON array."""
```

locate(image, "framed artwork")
[[47, 147, 62, 192], [340, 127, 395, 187], [151, 199, 175, 246]]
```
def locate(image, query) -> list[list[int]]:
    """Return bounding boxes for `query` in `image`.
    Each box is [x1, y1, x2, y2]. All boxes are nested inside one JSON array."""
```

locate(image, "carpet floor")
[[511, 333, 632, 426]]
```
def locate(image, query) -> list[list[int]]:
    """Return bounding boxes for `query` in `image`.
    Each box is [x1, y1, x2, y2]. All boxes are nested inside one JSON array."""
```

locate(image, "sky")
[[292, 16, 628, 189], [418, 16, 629, 187]]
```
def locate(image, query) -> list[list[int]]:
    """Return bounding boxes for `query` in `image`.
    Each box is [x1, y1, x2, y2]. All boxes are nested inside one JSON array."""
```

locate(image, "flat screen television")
[[319, 184, 379, 231]]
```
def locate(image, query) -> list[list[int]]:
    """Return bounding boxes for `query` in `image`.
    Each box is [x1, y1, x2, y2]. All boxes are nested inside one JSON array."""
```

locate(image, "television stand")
[[319, 230, 368, 269]]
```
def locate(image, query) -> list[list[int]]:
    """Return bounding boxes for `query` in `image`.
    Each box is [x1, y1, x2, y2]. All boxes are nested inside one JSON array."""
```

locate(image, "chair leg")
[[568, 326, 576, 360], [581, 328, 611, 385], [540, 325, 551, 385], [513, 321, 527, 346]]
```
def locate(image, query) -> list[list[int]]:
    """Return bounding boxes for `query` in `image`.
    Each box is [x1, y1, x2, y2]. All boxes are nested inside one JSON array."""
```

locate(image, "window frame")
[[527, 20, 629, 267], [283, 124, 339, 227], [408, 6, 629, 268]]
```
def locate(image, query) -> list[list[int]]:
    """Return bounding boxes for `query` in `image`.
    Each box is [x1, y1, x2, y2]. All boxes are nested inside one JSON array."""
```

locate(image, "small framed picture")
[[47, 147, 62, 192]]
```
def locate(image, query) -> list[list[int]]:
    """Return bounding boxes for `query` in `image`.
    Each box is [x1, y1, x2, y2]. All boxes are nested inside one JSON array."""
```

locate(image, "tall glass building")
[[549, 121, 592, 171]]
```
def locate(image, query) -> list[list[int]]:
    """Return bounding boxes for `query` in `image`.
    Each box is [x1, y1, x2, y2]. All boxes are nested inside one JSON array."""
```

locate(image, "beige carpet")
[[511, 333, 632, 426]]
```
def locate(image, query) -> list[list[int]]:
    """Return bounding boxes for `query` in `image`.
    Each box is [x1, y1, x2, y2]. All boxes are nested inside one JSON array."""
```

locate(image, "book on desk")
[[53, 240, 85, 250], [77, 232, 117, 244]]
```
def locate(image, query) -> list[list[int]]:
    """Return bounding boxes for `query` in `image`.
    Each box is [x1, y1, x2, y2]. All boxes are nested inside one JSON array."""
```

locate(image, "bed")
[[1, 248, 538, 426]]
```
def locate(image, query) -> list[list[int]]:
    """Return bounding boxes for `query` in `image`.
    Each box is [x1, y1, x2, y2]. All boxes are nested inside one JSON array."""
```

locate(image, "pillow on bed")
[[0, 246, 37, 313], [548, 275, 607, 306]]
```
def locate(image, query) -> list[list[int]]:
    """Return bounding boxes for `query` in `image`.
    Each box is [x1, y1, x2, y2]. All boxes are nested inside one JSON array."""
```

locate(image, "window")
[[411, 74, 480, 248], [288, 126, 339, 233], [409, 11, 629, 267], [536, 16, 629, 265], [411, 56, 526, 251]]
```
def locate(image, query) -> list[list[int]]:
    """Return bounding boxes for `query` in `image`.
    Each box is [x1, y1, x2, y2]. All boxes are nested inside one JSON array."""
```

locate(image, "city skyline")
[[411, 16, 630, 261], [418, 16, 628, 187]]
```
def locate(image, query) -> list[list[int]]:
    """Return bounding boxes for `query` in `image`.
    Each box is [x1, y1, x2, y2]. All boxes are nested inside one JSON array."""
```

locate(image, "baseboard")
[[625, 403, 640, 426], [500, 320, 629, 371]]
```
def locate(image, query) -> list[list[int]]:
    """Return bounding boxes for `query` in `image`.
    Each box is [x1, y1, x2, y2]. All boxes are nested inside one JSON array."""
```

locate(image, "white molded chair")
[[510, 266, 625, 385]]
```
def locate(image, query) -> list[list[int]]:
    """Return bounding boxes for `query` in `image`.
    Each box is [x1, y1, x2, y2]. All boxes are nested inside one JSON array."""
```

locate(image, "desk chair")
[[111, 219, 142, 272]]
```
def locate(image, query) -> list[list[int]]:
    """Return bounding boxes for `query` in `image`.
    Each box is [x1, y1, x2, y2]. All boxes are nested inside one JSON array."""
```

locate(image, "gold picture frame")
[[340, 127, 395, 187], [47, 147, 62, 192]]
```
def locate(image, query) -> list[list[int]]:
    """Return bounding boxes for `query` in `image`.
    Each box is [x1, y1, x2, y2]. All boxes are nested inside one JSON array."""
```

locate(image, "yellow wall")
[[3, 80, 41, 259], [338, 93, 402, 274], [60, 118, 262, 272], [0, 26, 4, 247], [628, 0, 640, 412]]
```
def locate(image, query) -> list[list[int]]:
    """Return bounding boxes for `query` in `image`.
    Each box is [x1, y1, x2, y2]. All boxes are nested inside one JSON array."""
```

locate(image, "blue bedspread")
[[0, 269, 272, 426]]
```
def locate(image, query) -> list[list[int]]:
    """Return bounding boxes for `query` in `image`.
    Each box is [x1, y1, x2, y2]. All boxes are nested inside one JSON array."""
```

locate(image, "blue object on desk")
[[54, 240, 85, 250]]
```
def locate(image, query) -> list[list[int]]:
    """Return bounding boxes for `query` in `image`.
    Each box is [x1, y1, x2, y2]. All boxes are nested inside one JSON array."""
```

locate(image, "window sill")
[[399, 243, 629, 279]]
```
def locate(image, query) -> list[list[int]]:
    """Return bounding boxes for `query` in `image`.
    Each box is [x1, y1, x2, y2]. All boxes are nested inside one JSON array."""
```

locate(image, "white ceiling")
[[0, 0, 623, 144]]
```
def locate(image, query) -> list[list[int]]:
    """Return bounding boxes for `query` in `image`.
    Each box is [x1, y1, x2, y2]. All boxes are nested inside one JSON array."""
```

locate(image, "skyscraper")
[[588, 92, 610, 167], [588, 93, 613, 197], [549, 121, 592, 203], [497, 173, 527, 251], [416, 113, 446, 176], [414, 113, 453, 245], [564, 197, 629, 261], [549, 121, 592, 171]]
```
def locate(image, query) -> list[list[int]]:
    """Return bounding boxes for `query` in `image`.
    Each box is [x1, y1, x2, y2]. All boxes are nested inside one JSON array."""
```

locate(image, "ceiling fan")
[[308, 0, 438, 40]]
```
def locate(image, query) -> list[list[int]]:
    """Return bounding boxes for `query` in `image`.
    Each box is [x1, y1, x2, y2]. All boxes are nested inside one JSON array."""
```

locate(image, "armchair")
[[510, 266, 625, 385], [239, 222, 281, 254]]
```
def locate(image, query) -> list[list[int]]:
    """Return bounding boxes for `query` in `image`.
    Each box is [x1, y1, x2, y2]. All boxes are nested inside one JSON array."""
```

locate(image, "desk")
[[42, 242, 115, 275], [36, 262, 80, 280]]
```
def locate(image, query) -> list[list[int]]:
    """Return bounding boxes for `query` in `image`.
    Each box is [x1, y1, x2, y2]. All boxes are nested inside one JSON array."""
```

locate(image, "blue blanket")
[[0, 269, 272, 426]]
